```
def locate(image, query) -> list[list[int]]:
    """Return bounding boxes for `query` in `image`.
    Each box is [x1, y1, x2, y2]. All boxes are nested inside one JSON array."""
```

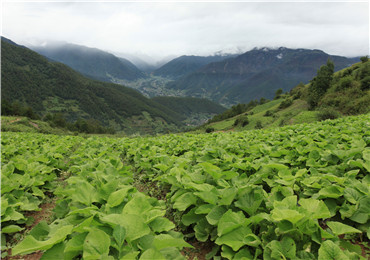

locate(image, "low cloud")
[[2, 2, 369, 61]]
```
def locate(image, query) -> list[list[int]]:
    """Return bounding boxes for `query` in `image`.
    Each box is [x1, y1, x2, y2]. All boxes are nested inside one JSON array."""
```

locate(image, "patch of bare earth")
[[8, 118, 21, 124], [29, 122, 39, 129], [181, 240, 213, 260]]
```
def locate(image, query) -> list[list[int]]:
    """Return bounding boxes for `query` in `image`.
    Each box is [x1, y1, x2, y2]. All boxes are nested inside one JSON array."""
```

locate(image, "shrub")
[[259, 97, 268, 104], [360, 56, 368, 63], [290, 83, 305, 99], [317, 108, 341, 121], [264, 110, 273, 117], [205, 127, 214, 133], [361, 76, 370, 90], [336, 76, 353, 91], [255, 120, 263, 129], [274, 88, 283, 99], [233, 116, 249, 127], [278, 98, 293, 109]]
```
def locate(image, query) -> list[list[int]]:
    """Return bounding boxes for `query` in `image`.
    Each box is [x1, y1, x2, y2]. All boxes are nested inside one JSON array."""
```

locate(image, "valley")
[[110, 75, 184, 98]]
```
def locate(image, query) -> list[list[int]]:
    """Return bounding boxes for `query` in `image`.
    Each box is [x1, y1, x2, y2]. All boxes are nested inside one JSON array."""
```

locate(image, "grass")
[[1, 116, 70, 135], [197, 98, 315, 133]]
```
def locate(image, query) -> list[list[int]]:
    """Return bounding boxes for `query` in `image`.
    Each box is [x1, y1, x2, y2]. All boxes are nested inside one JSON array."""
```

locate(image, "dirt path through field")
[[8, 118, 21, 124]]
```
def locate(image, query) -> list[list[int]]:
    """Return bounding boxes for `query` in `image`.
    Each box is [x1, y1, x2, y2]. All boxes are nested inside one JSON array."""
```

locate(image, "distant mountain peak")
[[29, 42, 146, 81]]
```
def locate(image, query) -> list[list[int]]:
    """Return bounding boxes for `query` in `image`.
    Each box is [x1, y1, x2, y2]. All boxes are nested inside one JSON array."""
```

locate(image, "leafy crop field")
[[1, 114, 369, 259]]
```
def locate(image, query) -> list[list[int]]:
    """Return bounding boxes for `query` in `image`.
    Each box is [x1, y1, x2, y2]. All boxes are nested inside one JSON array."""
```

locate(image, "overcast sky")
[[2, 0, 369, 61]]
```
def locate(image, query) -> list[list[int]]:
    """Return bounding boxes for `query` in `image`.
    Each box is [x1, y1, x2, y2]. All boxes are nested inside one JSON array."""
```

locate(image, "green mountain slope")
[[153, 54, 236, 79], [168, 47, 359, 106], [30, 42, 146, 82], [1, 38, 182, 134], [197, 60, 370, 133], [151, 96, 226, 125]]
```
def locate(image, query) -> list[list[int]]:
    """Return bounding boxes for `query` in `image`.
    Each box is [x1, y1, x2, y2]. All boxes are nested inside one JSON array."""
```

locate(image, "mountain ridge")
[[29, 42, 146, 82], [1, 37, 182, 134], [153, 54, 237, 79], [167, 47, 359, 106]]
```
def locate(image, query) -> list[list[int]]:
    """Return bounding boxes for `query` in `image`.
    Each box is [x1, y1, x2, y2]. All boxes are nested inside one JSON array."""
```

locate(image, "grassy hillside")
[[1, 116, 71, 135], [197, 60, 369, 133], [1, 38, 184, 135]]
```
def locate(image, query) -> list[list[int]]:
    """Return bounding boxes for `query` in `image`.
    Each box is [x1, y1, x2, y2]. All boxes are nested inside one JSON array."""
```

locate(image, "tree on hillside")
[[360, 56, 368, 63], [274, 88, 283, 99], [307, 59, 334, 109]]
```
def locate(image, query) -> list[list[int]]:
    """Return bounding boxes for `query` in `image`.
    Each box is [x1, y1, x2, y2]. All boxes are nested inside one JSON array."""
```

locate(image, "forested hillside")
[[199, 58, 370, 133], [153, 54, 236, 79], [1, 38, 182, 134], [30, 42, 146, 82], [168, 47, 359, 106]]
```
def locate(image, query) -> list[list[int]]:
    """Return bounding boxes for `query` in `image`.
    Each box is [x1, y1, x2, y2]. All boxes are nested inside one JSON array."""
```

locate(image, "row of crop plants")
[[1, 133, 192, 259], [2, 114, 369, 259], [117, 114, 370, 259]]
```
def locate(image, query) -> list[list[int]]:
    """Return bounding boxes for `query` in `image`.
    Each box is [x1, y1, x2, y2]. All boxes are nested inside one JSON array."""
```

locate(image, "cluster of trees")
[[307, 60, 335, 109], [307, 56, 369, 115], [208, 98, 268, 123], [43, 113, 115, 134], [2, 99, 115, 134], [1, 100, 40, 120], [1, 39, 181, 134]]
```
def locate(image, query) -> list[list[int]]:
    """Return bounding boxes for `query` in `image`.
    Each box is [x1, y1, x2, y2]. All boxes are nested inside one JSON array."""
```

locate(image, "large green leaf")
[[101, 213, 150, 242], [122, 193, 153, 215], [327, 221, 362, 235], [350, 197, 370, 224], [40, 242, 65, 260], [194, 190, 218, 204], [12, 225, 73, 256], [107, 186, 132, 207], [318, 186, 344, 199], [149, 217, 175, 233], [217, 210, 247, 237], [195, 204, 215, 215], [271, 208, 304, 224], [152, 234, 192, 250], [215, 226, 251, 251], [263, 237, 296, 260], [83, 229, 110, 259], [1, 225, 24, 234], [172, 192, 198, 211], [113, 225, 126, 249], [194, 219, 212, 242], [199, 162, 223, 180], [318, 240, 348, 260], [234, 187, 264, 215], [71, 181, 99, 205], [181, 208, 204, 226], [206, 206, 227, 226], [139, 248, 165, 260], [218, 187, 237, 206], [64, 232, 88, 256], [299, 198, 332, 219]]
